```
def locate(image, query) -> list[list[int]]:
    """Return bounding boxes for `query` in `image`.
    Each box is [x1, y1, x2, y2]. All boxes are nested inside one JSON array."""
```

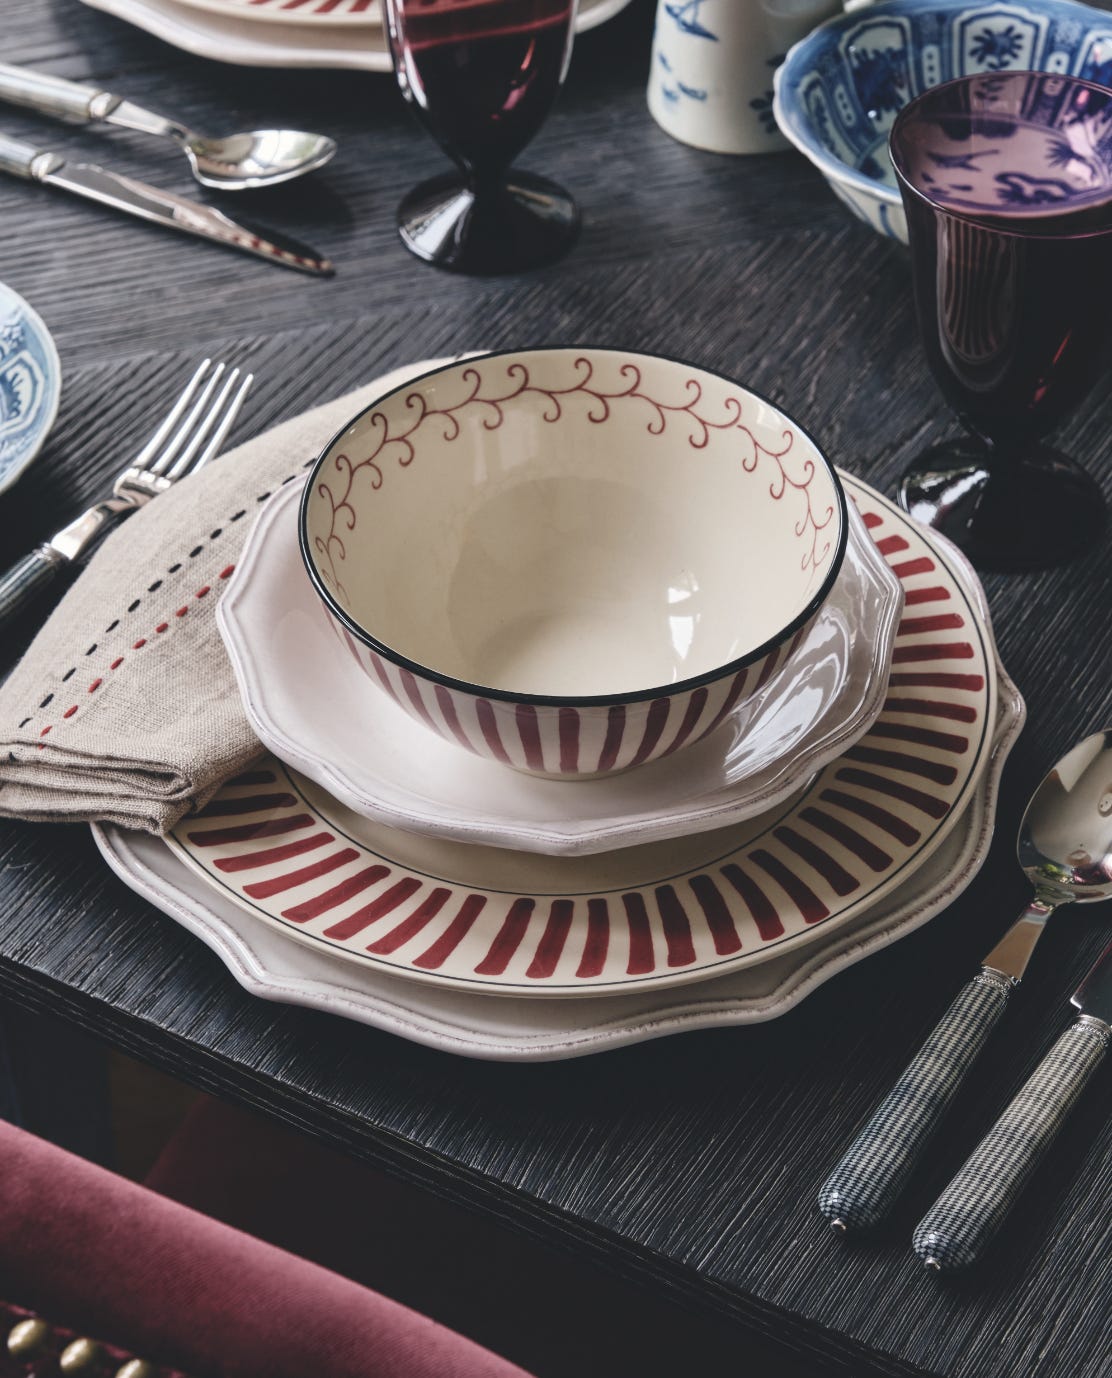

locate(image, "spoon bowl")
[[1019, 729, 1112, 905], [183, 128, 337, 190]]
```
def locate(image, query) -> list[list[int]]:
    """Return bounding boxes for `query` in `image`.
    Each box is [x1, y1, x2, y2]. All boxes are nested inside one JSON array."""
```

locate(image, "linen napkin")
[[0, 356, 458, 835]]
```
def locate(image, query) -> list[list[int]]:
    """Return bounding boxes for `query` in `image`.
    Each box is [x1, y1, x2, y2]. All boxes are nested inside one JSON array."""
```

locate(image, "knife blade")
[[1072, 935, 1112, 1023], [0, 132, 333, 275]]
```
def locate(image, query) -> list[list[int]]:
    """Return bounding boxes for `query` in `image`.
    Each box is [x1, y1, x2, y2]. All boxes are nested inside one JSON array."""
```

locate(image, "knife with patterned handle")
[[913, 938, 1112, 1273], [819, 729, 1112, 1235]]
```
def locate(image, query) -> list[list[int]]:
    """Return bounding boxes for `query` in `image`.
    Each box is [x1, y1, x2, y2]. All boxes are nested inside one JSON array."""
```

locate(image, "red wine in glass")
[[890, 72, 1112, 569], [383, 0, 580, 273]]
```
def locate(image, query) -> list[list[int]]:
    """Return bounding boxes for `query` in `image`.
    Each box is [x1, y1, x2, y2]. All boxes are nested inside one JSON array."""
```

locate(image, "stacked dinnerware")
[[95, 349, 1024, 1059]]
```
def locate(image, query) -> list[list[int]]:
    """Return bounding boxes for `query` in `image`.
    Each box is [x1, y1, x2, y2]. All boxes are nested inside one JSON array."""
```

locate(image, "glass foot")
[[897, 438, 1106, 572], [396, 169, 579, 274]]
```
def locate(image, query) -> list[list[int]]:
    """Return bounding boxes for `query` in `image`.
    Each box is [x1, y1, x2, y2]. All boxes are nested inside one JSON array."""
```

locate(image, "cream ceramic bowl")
[[300, 348, 847, 779]]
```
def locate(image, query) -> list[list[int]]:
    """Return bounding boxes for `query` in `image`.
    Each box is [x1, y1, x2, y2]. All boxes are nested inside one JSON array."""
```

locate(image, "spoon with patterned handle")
[[817, 729, 1112, 1235]]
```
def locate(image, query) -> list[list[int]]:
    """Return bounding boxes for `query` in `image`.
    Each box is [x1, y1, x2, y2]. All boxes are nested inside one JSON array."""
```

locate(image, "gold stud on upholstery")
[[115, 1362, 155, 1378], [7, 1318, 51, 1358], [59, 1338, 103, 1372]]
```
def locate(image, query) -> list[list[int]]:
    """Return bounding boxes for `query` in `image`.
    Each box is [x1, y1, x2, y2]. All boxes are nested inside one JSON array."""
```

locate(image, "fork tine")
[[163, 367, 241, 480], [131, 358, 213, 473], [187, 371, 254, 476], [147, 361, 227, 477]]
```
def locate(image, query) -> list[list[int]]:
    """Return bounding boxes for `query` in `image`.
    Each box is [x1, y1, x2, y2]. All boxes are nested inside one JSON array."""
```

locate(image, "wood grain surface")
[[1, 3, 1110, 1377]]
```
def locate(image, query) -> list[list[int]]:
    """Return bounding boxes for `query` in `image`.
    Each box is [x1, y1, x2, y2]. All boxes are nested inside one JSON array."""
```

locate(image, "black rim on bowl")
[[298, 346, 850, 708]]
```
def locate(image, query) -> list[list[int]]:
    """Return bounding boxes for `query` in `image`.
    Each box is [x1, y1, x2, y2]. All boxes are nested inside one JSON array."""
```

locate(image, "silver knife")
[[912, 937, 1112, 1273], [0, 132, 334, 275]]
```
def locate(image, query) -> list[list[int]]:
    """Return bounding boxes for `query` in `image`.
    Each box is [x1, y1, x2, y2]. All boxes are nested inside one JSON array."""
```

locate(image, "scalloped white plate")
[[93, 658, 1023, 1058], [219, 477, 903, 856]]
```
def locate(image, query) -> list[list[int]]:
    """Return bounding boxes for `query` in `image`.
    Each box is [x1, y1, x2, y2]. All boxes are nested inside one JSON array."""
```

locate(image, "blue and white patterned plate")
[[773, 0, 1112, 242], [0, 282, 61, 496]]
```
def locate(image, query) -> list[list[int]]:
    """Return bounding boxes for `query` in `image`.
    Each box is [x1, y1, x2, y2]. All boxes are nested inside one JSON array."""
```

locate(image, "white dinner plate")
[[93, 663, 1024, 1058], [79, 0, 634, 68], [219, 477, 904, 855]]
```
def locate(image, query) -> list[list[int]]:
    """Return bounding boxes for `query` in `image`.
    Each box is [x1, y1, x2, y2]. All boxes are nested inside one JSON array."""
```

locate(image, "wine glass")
[[382, 0, 580, 274], [889, 72, 1112, 570]]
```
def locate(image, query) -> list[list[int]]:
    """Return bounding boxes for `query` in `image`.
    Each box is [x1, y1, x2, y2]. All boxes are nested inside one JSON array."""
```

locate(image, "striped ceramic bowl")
[[300, 348, 847, 779]]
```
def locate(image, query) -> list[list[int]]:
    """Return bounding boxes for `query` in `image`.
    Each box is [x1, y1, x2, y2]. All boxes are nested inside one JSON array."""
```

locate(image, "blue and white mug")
[[648, 0, 841, 154]]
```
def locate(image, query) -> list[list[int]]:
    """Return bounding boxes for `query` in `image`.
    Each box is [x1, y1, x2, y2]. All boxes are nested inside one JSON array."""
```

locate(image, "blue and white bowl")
[[0, 282, 61, 496], [773, 0, 1112, 241]]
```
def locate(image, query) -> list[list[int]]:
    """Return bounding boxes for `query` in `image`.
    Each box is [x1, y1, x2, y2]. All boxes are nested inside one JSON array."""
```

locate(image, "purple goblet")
[[382, 0, 580, 274], [890, 72, 1112, 569]]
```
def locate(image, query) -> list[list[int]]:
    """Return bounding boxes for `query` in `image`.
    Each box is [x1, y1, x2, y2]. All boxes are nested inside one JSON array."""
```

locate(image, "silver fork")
[[0, 358, 253, 630]]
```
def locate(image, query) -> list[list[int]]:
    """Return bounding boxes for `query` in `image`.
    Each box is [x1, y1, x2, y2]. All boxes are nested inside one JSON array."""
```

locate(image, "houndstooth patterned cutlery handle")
[[912, 1018, 1109, 1273], [0, 546, 67, 631], [818, 971, 1012, 1233]]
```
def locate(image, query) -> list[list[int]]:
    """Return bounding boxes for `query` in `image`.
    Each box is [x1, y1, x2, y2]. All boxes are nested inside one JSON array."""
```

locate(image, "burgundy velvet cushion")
[[0, 1118, 532, 1378]]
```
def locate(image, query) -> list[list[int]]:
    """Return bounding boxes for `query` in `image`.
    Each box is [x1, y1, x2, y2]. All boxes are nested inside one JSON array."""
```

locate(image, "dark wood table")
[[2, 3, 1111, 1375]]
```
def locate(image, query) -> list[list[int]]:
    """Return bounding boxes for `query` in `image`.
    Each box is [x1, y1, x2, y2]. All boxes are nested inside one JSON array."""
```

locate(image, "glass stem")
[[461, 152, 510, 196]]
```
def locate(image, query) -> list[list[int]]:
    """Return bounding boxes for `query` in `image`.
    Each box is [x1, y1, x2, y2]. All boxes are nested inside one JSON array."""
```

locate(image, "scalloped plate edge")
[[92, 653, 1023, 1060]]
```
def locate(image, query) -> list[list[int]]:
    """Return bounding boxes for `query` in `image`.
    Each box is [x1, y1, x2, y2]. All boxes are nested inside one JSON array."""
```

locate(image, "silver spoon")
[[0, 63, 336, 191], [162, 125, 337, 192], [817, 728, 1112, 1236]]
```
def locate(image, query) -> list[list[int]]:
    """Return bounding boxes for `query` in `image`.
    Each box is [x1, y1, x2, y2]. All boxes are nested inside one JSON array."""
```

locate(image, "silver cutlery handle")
[[0, 546, 67, 629], [818, 971, 1012, 1232], [913, 1018, 1109, 1273], [0, 62, 108, 122], [0, 132, 47, 179]]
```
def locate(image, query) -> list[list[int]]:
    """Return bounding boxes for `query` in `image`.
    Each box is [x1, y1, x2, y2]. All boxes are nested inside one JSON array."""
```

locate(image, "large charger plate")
[[94, 667, 1023, 1058], [164, 491, 1001, 997]]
